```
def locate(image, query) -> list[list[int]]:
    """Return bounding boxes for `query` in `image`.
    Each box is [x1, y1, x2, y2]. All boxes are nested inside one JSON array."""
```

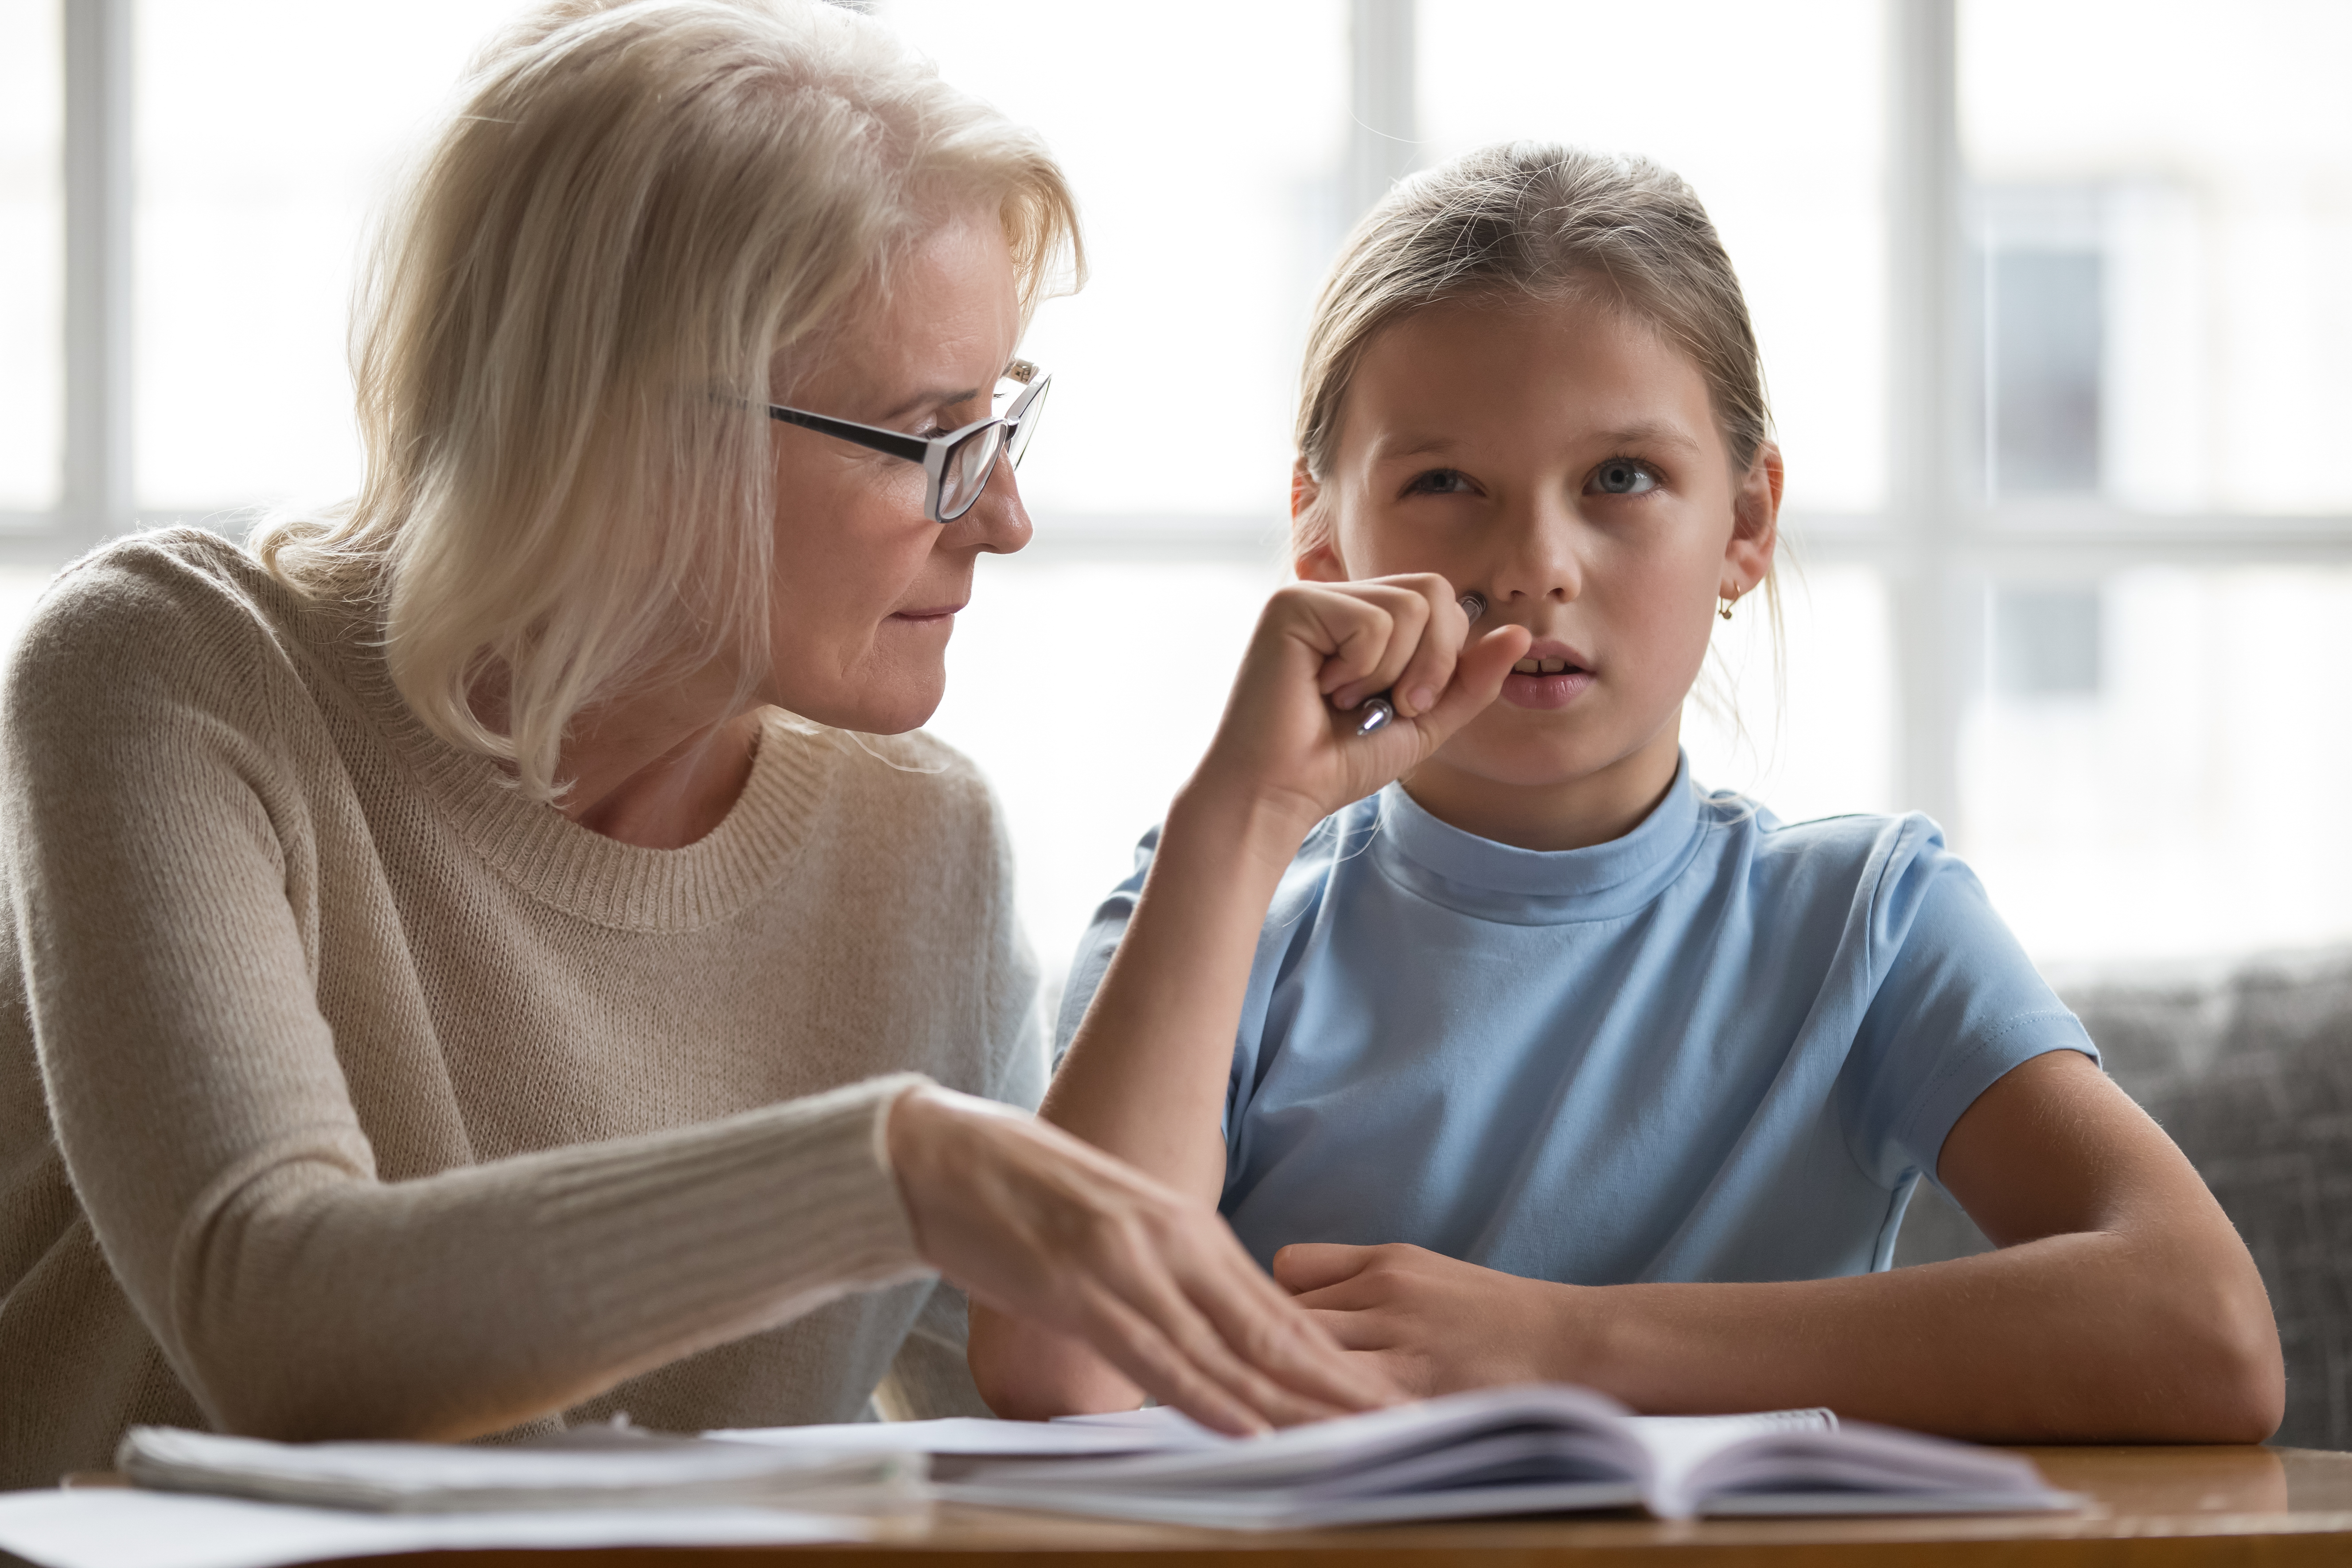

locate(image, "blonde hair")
[[258, 0, 1080, 801], [1292, 141, 1784, 763], [1296, 142, 1772, 539]]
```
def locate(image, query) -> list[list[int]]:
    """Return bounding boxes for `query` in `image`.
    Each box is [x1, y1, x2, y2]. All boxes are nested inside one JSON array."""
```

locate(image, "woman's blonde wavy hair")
[[257, 0, 1080, 802]]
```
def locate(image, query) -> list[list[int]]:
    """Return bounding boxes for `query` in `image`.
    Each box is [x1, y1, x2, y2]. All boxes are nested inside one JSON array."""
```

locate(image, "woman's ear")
[[1291, 460, 1351, 583], [1721, 440, 1783, 596]]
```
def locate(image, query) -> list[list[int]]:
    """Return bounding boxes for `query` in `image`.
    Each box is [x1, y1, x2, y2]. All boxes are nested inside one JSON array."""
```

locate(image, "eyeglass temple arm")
[[767, 361, 1037, 459], [766, 405, 929, 463]]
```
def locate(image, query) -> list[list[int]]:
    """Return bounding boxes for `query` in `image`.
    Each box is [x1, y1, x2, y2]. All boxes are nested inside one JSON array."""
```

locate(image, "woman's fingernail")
[[1408, 686, 1436, 713]]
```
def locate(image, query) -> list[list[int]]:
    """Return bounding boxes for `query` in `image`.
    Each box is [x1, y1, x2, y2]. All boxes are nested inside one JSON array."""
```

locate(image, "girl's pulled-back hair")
[[257, 0, 1080, 801], [1296, 142, 1768, 544]]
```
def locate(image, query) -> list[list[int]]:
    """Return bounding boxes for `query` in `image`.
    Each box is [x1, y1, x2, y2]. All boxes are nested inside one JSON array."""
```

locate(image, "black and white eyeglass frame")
[[767, 358, 1048, 524]]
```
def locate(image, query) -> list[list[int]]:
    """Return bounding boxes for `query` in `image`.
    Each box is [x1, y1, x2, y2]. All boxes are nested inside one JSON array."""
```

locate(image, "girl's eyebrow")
[[1592, 420, 1703, 455], [1368, 433, 1466, 461], [1369, 421, 1706, 462]]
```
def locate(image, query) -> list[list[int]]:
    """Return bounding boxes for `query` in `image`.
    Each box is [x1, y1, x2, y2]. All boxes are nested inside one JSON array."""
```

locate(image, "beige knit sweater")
[[0, 531, 1044, 1486]]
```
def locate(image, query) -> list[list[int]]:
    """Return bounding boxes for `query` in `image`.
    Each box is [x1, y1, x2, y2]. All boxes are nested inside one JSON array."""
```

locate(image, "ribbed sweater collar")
[[295, 591, 837, 935]]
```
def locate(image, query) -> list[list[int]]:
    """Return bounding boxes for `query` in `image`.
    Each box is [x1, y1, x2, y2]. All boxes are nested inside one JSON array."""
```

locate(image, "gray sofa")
[[1892, 947, 2352, 1449]]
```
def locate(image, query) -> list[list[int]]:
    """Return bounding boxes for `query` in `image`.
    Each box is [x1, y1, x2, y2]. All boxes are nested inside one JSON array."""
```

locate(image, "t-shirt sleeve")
[[1051, 825, 1159, 1069], [1050, 818, 1334, 1155], [1838, 818, 2098, 1189], [973, 774, 1048, 1115]]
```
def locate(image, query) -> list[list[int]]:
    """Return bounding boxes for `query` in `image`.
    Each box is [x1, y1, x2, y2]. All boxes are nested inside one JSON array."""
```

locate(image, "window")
[[5, 0, 2347, 980], [0, 0, 63, 517], [134, 0, 493, 510], [1955, 0, 2352, 962]]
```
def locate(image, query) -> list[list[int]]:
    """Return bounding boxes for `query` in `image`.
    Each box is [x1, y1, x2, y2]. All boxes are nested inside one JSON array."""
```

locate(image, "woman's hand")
[[1189, 576, 1532, 845], [1273, 1242, 1578, 1399], [888, 1083, 1396, 1434]]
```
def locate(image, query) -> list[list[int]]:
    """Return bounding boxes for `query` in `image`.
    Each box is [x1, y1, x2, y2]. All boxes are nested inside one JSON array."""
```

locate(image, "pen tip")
[[1356, 699, 1395, 736]]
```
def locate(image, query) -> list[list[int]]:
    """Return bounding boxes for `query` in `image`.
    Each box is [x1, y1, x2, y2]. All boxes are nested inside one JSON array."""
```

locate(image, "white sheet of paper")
[[0, 1489, 868, 1568], [706, 1412, 1226, 1458]]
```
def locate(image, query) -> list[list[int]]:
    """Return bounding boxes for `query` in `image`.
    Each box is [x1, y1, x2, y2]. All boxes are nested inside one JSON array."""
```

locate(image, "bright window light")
[[0, 0, 63, 514], [1419, 0, 1889, 518], [1963, 0, 2352, 514], [133, 0, 493, 512]]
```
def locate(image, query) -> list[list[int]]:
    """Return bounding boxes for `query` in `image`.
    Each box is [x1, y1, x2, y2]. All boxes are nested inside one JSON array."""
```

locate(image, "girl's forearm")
[[971, 785, 1316, 1418], [1038, 782, 1314, 1199], [1563, 1231, 2280, 1441]]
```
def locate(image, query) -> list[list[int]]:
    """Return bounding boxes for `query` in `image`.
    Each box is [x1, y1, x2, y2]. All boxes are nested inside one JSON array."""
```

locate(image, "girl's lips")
[[1499, 637, 1594, 710], [1500, 668, 1595, 710]]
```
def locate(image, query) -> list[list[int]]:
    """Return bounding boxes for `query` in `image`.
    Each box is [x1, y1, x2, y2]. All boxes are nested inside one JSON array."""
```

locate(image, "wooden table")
[[340, 1446, 2352, 1566]]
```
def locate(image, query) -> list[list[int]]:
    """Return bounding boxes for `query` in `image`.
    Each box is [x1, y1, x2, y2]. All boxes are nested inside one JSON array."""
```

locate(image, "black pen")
[[1350, 591, 1488, 736]]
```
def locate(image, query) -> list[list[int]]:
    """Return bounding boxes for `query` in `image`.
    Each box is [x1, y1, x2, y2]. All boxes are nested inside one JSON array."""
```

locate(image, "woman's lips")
[[1499, 638, 1595, 710], [888, 603, 964, 624]]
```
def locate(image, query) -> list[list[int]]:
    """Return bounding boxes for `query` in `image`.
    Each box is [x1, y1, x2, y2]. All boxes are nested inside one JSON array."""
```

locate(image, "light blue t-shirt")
[[1055, 755, 2095, 1284]]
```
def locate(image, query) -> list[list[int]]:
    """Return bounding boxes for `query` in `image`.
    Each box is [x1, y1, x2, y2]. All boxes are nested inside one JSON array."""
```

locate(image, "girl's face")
[[1296, 292, 1780, 820], [759, 209, 1033, 734]]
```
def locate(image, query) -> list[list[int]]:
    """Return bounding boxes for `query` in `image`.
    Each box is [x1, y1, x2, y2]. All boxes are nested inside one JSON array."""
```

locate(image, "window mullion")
[[1346, 0, 1416, 226], [62, 0, 133, 553], [1885, 0, 1969, 837]]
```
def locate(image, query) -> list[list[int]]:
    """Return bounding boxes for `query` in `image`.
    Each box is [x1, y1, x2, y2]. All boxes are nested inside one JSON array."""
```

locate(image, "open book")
[[927, 1386, 2081, 1528], [117, 1384, 2077, 1530]]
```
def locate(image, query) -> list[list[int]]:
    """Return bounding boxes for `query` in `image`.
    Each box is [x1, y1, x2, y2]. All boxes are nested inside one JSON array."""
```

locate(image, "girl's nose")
[[1491, 494, 1582, 605]]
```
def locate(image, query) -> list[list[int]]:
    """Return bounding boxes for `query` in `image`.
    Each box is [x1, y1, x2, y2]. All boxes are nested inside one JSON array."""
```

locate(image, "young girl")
[[970, 144, 2281, 1441]]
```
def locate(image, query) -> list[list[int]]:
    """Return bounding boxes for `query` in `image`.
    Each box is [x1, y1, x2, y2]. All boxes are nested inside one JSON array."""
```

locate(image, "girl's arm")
[[1273, 1049, 2284, 1442], [967, 578, 1530, 1418]]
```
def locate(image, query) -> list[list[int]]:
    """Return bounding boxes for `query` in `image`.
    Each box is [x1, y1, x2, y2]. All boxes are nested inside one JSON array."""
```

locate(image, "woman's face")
[[758, 209, 1032, 733], [1297, 293, 1779, 803]]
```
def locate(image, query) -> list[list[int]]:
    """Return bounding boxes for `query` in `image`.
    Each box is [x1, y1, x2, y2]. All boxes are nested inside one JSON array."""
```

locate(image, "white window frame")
[[19, 0, 2352, 838]]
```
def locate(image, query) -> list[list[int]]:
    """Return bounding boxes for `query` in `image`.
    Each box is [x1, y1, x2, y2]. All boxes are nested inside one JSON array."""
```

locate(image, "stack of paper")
[[116, 1424, 920, 1513]]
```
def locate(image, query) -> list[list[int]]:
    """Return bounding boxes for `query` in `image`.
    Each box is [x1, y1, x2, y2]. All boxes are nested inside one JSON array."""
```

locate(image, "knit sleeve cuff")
[[524, 1074, 938, 1385]]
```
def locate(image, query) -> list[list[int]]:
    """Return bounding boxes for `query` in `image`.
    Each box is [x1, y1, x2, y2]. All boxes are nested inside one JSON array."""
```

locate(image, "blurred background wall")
[[1, 0, 2347, 995]]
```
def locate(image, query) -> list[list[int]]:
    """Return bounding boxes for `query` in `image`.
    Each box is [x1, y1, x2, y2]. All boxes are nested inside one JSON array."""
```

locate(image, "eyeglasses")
[[767, 359, 1049, 525]]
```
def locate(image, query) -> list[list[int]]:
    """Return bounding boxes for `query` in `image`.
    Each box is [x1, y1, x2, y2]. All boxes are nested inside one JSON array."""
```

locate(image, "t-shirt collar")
[[1367, 751, 1710, 924]]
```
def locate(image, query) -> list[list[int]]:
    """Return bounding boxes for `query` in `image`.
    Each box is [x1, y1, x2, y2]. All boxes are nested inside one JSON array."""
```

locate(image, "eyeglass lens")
[[936, 377, 1048, 522], [937, 421, 1007, 521]]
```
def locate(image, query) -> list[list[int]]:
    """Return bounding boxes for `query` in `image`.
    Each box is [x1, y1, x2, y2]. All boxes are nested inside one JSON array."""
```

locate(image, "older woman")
[[0, 0, 1378, 1486]]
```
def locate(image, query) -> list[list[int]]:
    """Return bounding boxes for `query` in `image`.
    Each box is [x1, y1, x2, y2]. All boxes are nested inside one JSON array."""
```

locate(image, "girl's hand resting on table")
[[1273, 1242, 1573, 1399], [1189, 576, 1532, 842], [888, 1083, 1397, 1434]]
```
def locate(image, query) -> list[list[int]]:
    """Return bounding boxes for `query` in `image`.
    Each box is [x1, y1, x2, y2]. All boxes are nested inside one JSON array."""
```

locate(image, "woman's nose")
[[949, 456, 1033, 556]]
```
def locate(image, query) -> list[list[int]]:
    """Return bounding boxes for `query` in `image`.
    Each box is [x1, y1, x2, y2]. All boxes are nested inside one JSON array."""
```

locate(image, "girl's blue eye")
[[1590, 458, 1658, 496], [1407, 468, 1475, 496]]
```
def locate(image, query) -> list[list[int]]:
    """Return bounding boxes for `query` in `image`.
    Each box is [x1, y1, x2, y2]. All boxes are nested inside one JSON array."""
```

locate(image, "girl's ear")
[[1721, 440, 1784, 596], [1291, 460, 1351, 583]]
